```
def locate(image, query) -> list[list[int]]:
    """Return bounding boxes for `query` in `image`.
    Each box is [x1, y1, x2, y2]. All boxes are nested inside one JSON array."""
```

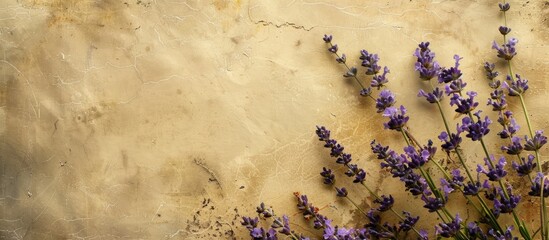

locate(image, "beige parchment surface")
[[0, 0, 548, 239]]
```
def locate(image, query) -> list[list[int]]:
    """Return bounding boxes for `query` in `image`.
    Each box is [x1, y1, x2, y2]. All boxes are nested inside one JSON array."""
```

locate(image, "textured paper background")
[[0, 0, 548, 239]]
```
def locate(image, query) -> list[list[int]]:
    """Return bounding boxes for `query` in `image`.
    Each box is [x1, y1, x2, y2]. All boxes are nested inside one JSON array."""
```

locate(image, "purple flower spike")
[[376, 89, 396, 113], [279, 215, 292, 235], [335, 187, 348, 197], [398, 212, 420, 232], [524, 130, 548, 151], [488, 89, 507, 111], [256, 202, 274, 218], [241, 216, 259, 230], [494, 186, 521, 214], [439, 131, 462, 153], [371, 140, 391, 159], [360, 50, 381, 75], [529, 172, 549, 198], [374, 195, 394, 212], [463, 181, 482, 196], [414, 42, 441, 80], [477, 155, 508, 181], [320, 167, 335, 185], [404, 146, 430, 169], [451, 169, 465, 187], [512, 154, 536, 176], [418, 87, 444, 104], [488, 226, 517, 240], [335, 54, 346, 63], [353, 169, 366, 183], [499, 2, 510, 11], [371, 66, 390, 89], [422, 196, 445, 213], [450, 91, 479, 114], [382, 105, 409, 131], [360, 87, 372, 97], [497, 111, 520, 138], [315, 126, 331, 141], [499, 26, 511, 35], [435, 214, 462, 238], [503, 74, 529, 96], [492, 38, 518, 60], [402, 172, 427, 195], [484, 62, 499, 81], [501, 136, 523, 155], [336, 153, 352, 165], [444, 79, 467, 95], [323, 34, 333, 43], [459, 113, 491, 141], [438, 54, 463, 83], [328, 44, 338, 53], [343, 66, 357, 78], [466, 222, 487, 239]]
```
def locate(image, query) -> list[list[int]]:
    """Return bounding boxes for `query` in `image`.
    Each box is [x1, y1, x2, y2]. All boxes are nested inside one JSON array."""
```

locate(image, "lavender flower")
[[335, 54, 346, 63], [242, 216, 260, 230], [524, 130, 547, 151], [444, 79, 467, 95], [418, 87, 444, 103], [279, 215, 292, 236], [477, 155, 508, 181], [323, 34, 333, 43], [320, 167, 335, 185], [335, 187, 348, 197], [499, 2, 510, 11], [451, 169, 465, 187], [459, 112, 491, 141], [529, 172, 549, 198], [466, 222, 487, 239], [336, 153, 352, 165], [488, 89, 507, 111], [353, 169, 366, 183], [488, 226, 518, 240], [421, 192, 445, 212], [256, 202, 274, 218], [374, 195, 394, 212], [371, 66, 390, 89], [328, 44, 338, 53], [414, 41, 441, 80], [375, 89, 396, 113], [360, 87, 372, 97], [343, 66, 357, 78], [404, 146, 430, 169], [450, 91, 479, 114], [382, 105, 409, 131], [402, 172, 427, 195], [463, 181, 482, 196], [493, 186, 521, 214], [360, 50, 381, 75], [492, 38, 518, 60], [438, 131, 462, 153], [484, 62, 499, 81], [512, 154, 536, 176], [315, 126, 330, 141], [438, 55, 463, 83], [371, 140, 390, 159], [398, 212, 420, 232], [503, 74, 529, 96], [499, 26, 511, 35], [497, 111, 519, 139], [380, 151, 410, 178], [435, 214, 462, 237], [501, 136, 523, 155]]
